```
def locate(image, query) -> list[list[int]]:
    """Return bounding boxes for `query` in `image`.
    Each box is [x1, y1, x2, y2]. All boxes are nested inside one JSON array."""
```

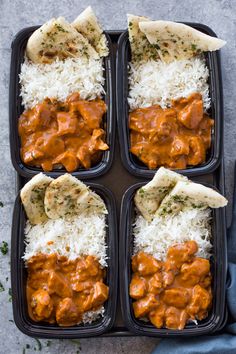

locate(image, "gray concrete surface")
[[0, 0, 235, 353]]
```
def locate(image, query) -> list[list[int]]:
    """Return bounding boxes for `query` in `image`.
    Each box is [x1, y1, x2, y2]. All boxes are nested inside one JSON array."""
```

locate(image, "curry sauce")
[[129, 93, 214, 170], [18, 93, 108, 172], [130, 241, 212, 330], [26, 253, 109, 326]]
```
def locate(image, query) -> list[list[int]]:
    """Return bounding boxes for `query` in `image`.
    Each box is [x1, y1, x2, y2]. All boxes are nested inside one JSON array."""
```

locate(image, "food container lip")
[[116, 22, 223, 178], [9, 27, 115, 179], [11, 182, 118, 338], [119, 181, 227, 337]]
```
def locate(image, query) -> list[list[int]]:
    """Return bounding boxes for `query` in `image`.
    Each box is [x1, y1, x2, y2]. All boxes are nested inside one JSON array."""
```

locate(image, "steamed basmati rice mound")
[[133, 208, 212, 260], [23, 213, 107, 267], [128, 57, 210, 111], [20, 57, 105, 109]]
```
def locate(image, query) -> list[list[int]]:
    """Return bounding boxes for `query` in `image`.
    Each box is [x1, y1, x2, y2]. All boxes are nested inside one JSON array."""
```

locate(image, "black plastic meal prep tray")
[[11, 182, 118, 338], [10, 29, 229, 338], [119, 181, 227, 337], [116, 24, 223, 178], [9, 27, 115, 179]]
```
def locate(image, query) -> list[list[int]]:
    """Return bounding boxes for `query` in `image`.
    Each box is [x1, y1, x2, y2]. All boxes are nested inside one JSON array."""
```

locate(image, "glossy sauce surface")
[[19, 93, 108, 172], [26, 253, 109, 326], [130, 241, 212, 330], [129, 93, 214, 170]]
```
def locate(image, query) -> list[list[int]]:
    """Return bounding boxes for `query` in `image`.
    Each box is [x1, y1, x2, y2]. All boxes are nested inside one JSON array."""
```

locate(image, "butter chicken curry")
[[130, 241, 212, 330], [129, 93, 213, 170], [27, 253, 109, 326], [19, 93, 108, 172]]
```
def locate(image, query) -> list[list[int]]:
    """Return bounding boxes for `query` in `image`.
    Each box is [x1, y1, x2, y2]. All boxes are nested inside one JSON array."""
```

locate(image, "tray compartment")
[[11, 183, 118, 338], [116, 24, 223, 178], [119, 181, 227, 336], [9, 27, 115, 179]]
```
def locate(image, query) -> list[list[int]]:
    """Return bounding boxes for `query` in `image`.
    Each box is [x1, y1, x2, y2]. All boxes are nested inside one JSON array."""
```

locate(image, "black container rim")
[[119, 181, 227, 337], [116, 23, 223, 178], [9, 27, 115, 179], [11, 182, 118, 338]]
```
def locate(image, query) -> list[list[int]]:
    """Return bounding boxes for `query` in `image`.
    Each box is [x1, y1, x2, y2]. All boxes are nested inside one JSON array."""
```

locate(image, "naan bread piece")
[[26, 17, 99, 64], [20, 173, 53, 224], [134, 167, 188, 221], [72, 6, 108, 57], [44, 174, 88, 219], [139, 20, 226, 62], [77, 190, 107, 214], [156, 180, 228, 217], [127, 14, 159, 62]]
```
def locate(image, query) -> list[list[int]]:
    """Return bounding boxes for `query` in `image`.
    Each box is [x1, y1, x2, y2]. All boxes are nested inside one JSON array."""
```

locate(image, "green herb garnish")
[[55, 24, 68, 33], [139, 188, 145, 195], [0, 241, 8, 255]]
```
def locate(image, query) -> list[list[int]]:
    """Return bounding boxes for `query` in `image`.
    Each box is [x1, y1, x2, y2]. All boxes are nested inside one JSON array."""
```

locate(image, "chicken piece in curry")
[[26, 253, 109, 326], [18, 93, 108, 172], [130, 241, 212, 330], [129, 93, 214, 170]]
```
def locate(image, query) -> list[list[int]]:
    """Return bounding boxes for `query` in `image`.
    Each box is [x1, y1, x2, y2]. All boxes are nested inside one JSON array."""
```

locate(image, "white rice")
[[82, 306, 105, 324], [133, 208, 212, 260], [20, 57, 105, 109], [23, 213, 107, 267], [128, 57, 210, 111]]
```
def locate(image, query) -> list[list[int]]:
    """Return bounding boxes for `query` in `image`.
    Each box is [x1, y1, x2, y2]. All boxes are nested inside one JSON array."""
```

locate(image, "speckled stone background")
[[0, 0, 235, 353]]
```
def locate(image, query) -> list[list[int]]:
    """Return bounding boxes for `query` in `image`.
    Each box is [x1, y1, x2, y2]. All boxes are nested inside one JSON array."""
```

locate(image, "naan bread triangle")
[[26, 16, 99, 64], [72, 6, 108, 57], [139, 20, 226, 62]]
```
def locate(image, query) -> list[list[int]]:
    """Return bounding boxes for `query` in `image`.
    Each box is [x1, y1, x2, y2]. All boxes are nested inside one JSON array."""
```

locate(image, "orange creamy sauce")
[[130, 241, 212, 330], [19, 93, 108, 172], [26, 253, 109, 326], [129, 93, 214, 170]]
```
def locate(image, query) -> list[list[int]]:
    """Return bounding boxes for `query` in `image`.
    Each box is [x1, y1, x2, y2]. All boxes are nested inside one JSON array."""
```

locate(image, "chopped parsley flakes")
[[0, 241, 8, 255]]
